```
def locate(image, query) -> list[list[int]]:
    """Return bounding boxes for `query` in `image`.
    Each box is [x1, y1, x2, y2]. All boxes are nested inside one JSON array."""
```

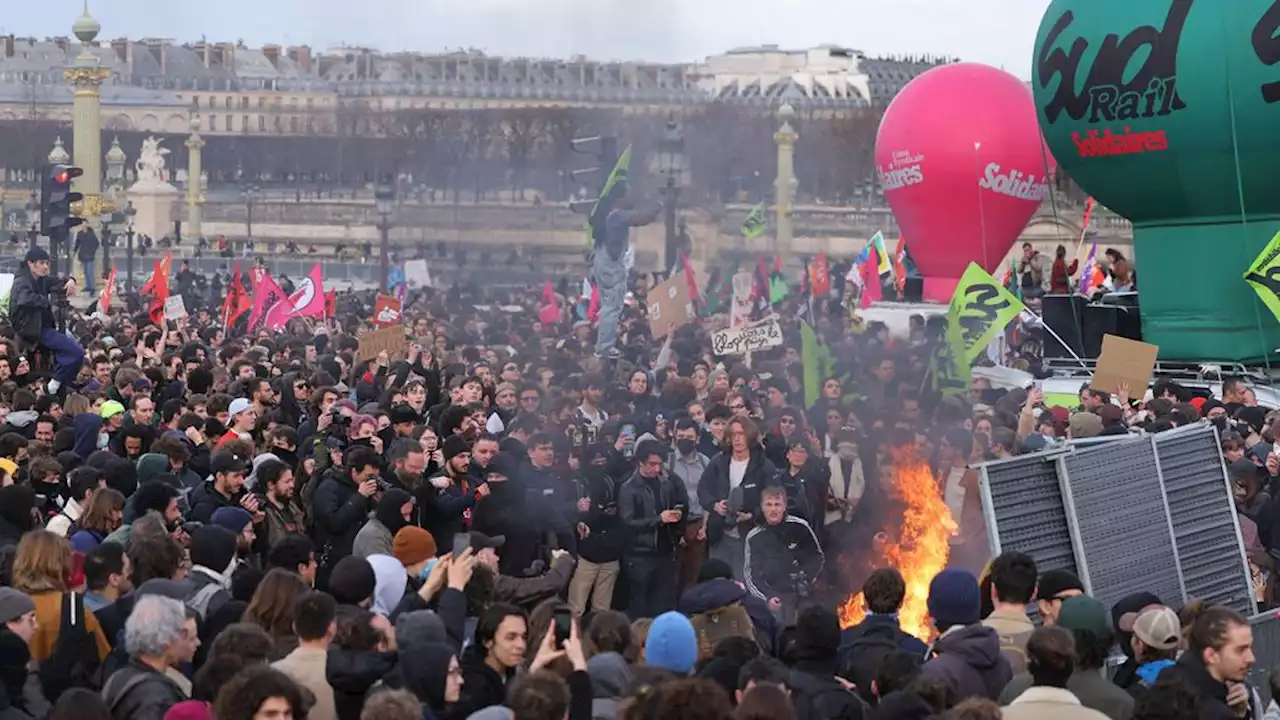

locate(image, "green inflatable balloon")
[[1033, 0, 1280, 362]]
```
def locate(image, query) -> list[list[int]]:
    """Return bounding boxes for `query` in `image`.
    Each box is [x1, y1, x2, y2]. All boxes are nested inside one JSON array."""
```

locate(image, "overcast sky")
[[5, 0, 1050, 78]]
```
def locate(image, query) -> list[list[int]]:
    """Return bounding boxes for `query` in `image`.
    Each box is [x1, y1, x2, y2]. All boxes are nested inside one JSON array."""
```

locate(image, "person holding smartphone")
[[619, 439, 689, 619]]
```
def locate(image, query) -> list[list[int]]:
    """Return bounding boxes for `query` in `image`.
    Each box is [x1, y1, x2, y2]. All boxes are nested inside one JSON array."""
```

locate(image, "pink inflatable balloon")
[[876, 63, 1055, 279]]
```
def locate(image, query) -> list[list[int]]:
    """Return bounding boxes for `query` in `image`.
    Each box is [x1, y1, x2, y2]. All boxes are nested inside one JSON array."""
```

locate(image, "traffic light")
[[41, 164, 84, 236]]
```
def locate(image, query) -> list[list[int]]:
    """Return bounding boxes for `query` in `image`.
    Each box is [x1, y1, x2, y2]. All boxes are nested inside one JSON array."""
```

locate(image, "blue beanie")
[[928, 568, 981, 627], [210, 506, 253, 534], [644, 612, 698, 675]]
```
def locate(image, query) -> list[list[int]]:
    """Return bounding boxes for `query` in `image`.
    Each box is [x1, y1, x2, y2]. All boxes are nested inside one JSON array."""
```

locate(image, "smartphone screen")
[[452, 533, 470, 557], [552, 608, 572, 647]]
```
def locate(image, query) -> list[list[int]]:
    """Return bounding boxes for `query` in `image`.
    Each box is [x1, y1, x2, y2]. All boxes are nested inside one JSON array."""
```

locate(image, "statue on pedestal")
[[134, 137, 171, 188]]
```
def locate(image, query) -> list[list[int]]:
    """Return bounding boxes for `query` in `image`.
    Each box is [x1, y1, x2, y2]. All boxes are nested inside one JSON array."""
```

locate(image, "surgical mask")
[[676, 439, 697, 456], [97, 432, 109, 450], [418, 557, 439, 580]]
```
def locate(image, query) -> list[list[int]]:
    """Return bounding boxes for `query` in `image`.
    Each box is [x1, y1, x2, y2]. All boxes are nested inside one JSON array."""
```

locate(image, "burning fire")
[[837, 450, 958, 640]]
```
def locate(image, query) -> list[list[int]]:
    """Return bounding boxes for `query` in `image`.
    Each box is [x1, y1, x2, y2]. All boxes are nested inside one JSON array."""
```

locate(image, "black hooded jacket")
[[326, 647, 397, 720], [401, 642, 457, 716], [8, 266, 57, 345]]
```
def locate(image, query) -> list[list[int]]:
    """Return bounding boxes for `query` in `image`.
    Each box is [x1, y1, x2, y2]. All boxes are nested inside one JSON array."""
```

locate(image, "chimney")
[[3, 35, 13, 59], [263, 44, 280, 69], [195, 40, 210, 68], [218, 42, 235, 69], [110, 38, 126, 64], [146, 40, 166, 73], [289, 45, 312, 74]]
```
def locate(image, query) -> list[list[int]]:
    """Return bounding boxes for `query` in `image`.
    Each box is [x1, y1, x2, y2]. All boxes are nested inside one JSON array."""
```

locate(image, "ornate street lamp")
[[375, 183, 395, 292], [654, 117, 687, 272]]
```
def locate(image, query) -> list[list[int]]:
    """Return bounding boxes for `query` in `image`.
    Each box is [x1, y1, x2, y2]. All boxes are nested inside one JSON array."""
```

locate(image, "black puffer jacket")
[[8, 266, 55, 345], [101, 659, 187, 720], [312, 468, 375, 563]]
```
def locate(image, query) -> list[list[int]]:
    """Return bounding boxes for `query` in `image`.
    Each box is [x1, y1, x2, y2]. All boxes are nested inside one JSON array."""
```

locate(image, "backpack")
[[995, 628, 1034, 675], [688, 604, 757, 660], [790, 672, 866, 720], [838, 630, 910, 704], [38, 592, 103, 699]]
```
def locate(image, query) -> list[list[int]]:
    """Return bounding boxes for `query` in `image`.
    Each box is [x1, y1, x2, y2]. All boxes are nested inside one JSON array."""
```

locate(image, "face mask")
[[418, 557, 439, 580], [350, 438, 373, 449], [676, 439, 697, 456], [97, 432, 109, 450], [1212, 416, 1228, 431]]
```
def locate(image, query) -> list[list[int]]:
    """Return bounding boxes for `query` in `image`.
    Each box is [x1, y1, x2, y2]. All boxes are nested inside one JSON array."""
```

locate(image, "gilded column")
[[774, 104, 800, 256], [186, 112, 206, 240], [64, 3, 110, 284]]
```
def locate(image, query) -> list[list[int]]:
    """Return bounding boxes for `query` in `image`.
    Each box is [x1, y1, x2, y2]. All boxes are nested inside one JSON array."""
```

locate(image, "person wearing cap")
[[189, 450, 258, 525], [9, 246, 82, 397], [1036, 569, 1085, 627], [216, 398, 258, 450], [1000, 595, 1134, 720], [1125, 605, 1181, 700]]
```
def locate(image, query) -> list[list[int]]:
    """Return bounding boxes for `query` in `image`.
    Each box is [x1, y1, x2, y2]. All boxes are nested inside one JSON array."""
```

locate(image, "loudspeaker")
[[1041, 294, 1084, 359], [903, 276, 924, 303], [1082, 304, 1120, 357]]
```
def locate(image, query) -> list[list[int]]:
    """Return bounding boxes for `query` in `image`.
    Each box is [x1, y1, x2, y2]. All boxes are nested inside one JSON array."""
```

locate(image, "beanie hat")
[[210, 507, 253, 535], [328, 556, 376, 606], [23, 247, 49, 263], [792, 606, 841, 662], [927, 569, 981, 627], [644, 612, 698, 675], [0, 588, 34, 625], [189, 525, 237, 576], [1068, 412, 1104, 439], [393, 526, 437, 567], [697, 559, 734, 584], [443, 435, 471, 462], [395, 609, 447, 652]]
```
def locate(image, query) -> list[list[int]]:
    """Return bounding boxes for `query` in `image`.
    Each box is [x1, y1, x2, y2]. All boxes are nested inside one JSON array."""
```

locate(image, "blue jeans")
[[593, 250, 627, 354], [81, 260, 95, 293], [39, 327, 85, 386]]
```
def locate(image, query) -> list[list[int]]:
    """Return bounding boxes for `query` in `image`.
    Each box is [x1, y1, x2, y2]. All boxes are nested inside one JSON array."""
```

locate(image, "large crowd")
[[0, 225, 1269, 720]]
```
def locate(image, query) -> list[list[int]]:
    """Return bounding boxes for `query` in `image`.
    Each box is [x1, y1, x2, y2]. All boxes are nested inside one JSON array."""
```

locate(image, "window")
[[208, 115, 217, 131], [224, 96, 232, 109], [242, 115, 249, 131], [240, 96, 249, 109], [290, 116, 299, 133], [306, 97, 314, 109], [207, 95, 215, 108], [258, 115, 266, 131], [258, 97, 265, 109]]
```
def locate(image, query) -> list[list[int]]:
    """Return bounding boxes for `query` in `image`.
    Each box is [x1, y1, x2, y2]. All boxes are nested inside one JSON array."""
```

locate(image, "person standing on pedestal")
[[74, 227, 100, 294]]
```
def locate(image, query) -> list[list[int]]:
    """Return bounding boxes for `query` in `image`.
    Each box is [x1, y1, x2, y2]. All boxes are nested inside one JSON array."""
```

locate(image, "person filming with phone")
[[620, 439, 689, 618], [10, 247, 82, 396]]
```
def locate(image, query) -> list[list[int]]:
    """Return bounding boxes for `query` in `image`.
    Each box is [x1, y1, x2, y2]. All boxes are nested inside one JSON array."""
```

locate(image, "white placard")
[[712, 318, 783, 356], [163, 295, 187, 320], [404, 259, 433, 288]]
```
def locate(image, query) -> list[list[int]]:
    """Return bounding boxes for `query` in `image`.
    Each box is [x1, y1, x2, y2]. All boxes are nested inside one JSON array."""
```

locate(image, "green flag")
[[585, 145, 633, 246], [741, 202, 767, 238], [703, 261, 737, 316], [769, 275, 789, 304], [801, 320, 835, 408]]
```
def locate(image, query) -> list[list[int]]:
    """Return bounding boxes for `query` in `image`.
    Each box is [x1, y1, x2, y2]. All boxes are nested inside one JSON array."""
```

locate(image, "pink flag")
[[247, 272, 287, 331], [264, 264, 326, 330], [861, 247, 882, 309]]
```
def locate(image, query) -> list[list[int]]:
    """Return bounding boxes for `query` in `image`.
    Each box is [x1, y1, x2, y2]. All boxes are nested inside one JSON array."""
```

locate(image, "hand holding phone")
[[552, 607, 572, 648], [452, 533, 471, 558]]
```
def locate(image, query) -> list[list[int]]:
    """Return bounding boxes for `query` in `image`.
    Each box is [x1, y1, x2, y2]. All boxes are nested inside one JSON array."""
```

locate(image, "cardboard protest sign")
[[713, 318, 783, 356], [647, 274, 694, 339], [1092, 335, 1158, 397], [357, 325, 407, 362]]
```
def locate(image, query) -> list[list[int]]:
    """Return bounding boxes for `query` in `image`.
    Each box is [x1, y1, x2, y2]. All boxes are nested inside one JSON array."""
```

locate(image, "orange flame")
[[837, 449, 958, 640]]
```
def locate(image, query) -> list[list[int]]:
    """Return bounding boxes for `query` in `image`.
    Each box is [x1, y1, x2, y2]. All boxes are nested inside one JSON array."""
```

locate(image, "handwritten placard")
[[163, 295, 187, 320], [712, 318, 783, 356]]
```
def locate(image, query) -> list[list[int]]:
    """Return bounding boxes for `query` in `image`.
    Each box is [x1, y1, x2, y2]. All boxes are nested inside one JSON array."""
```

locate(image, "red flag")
[[861, 246, 882, 309], [325, 289, 337, 319], [223, 262, 251, 329], [140, 252, 172, 326], [678, 252, 701, 306], [247, 272, 287, 332], [538, 281, 560, 326], [587, 283, 600, 324], [264, 264, 326, 331], [810, 251, 830, 297], [98, 267, 116, 314]]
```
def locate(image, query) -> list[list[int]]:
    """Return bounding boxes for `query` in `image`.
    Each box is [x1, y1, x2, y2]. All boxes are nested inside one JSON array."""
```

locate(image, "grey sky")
[[6, 0, 1049, 78]]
